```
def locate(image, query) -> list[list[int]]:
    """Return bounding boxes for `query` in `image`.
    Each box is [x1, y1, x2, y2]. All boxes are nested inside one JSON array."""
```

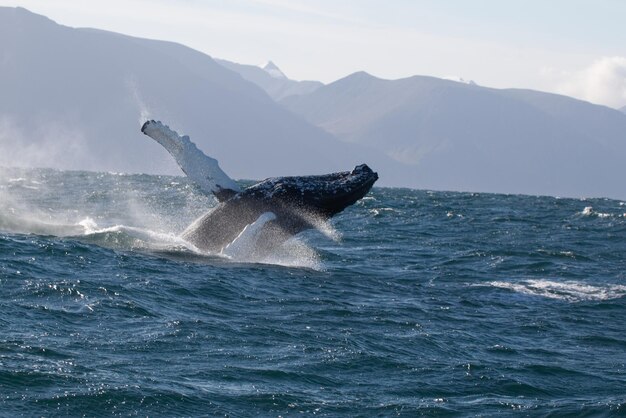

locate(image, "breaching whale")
[[141, 120, 378, 257]]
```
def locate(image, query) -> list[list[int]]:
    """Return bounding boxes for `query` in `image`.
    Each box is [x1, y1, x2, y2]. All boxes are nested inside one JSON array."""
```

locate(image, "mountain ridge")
[[281, 71, 626, 198], [0, 6, 377, 182]]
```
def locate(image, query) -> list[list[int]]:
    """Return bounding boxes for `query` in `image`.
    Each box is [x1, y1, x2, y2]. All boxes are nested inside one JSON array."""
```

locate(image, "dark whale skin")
[[182, 164, 378, 253]]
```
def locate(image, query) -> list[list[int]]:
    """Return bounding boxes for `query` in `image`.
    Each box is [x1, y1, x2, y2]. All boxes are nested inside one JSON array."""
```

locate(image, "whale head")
[[243, 164, 379, 217]]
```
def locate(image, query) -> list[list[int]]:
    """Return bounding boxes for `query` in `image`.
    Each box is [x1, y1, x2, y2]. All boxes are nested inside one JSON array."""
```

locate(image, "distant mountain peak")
[[216, 58, 323, 100], [262, 61, 287, 79], [1, 6, 56, 26], [349, 71, 376, 79], [331, 71, 382, 87], [620, 105, 626, 114]]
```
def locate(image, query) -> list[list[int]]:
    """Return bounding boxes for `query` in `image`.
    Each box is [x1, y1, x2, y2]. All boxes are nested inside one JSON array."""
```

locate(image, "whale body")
[[141, 120, 378, 256]]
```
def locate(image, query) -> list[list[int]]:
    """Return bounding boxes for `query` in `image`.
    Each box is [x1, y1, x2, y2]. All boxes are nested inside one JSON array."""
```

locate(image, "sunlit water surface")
[[1, 167, 625, 416]]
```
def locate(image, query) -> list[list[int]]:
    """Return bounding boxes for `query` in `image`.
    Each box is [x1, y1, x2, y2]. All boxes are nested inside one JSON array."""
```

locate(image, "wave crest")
[[485, 279, 626, 302]]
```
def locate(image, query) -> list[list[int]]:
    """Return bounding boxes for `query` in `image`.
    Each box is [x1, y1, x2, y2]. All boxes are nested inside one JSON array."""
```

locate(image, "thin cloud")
[[246, 0, 367, 25], [555, 56, 626, 108]]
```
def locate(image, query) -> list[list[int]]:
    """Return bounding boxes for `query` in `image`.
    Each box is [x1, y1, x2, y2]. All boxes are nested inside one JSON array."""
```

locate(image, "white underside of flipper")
[[221, 212, 277, 259], [141, 120, 241, 197]]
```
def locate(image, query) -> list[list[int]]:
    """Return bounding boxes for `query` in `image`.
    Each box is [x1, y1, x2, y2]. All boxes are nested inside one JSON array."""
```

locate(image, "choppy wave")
[[580, 206, 623, 218], [485, 279, 626, 302], [2, 167, 626, 416]]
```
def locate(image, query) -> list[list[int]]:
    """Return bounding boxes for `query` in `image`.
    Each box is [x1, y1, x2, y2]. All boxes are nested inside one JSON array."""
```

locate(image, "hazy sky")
[[3, 0, 626, 108]]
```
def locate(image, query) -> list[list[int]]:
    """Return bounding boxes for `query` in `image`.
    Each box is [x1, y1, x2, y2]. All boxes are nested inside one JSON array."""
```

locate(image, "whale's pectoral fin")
[[221, 212, 279, 260], [141, 120, 241, 201]]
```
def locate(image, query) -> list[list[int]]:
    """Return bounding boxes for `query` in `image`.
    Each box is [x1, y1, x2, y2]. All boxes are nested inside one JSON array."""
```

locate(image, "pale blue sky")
[[3, 0, 626, 107]]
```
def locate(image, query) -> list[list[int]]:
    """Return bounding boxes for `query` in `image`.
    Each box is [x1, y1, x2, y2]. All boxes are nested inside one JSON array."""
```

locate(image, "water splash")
[[262, 237, 322, 270], [79, 221, 198, 252], [580, 206, 614, 218], [219, 211, 324, 269], [126, 76, 152, 127], [0, 168, 330, 270]]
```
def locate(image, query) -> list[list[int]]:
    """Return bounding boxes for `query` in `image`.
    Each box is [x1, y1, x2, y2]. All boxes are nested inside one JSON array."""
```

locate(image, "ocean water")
[[1, 167, 625, 416]]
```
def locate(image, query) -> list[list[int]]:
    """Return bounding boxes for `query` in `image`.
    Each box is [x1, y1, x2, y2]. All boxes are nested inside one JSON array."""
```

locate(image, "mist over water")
[[0, 166, 326, 267], [1, 167, 625, 415]]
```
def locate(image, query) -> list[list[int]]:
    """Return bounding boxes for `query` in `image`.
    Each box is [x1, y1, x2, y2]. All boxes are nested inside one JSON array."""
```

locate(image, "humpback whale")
[[141, 120, 378, 257]]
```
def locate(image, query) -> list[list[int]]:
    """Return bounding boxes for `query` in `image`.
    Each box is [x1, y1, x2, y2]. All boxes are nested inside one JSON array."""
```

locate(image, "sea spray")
[[126, 76, 152, 127], [1, 167, 327, 268]]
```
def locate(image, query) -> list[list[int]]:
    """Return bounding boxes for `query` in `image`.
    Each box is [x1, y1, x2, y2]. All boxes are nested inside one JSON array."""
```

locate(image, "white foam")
[[78, 217, 99, 233], [485, 279, 626, 302], [370, 207, 395, 217], [79, 218, 197, 251], [7, 177, 39, 190], [580, 206, 614, 218]]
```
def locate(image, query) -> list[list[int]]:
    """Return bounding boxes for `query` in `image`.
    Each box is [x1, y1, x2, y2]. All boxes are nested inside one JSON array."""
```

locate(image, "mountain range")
[[0, 6, 370, 180], [1, 6, 625, 199], [280, 72, 626, 198]]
